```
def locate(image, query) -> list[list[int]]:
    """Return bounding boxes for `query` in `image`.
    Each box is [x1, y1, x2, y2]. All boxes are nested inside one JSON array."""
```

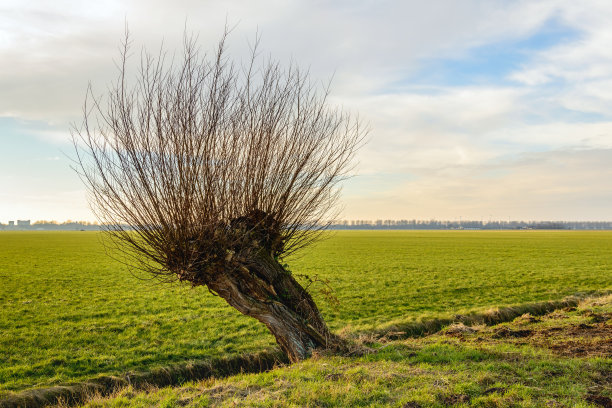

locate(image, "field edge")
[[2, 291, 610, 408]]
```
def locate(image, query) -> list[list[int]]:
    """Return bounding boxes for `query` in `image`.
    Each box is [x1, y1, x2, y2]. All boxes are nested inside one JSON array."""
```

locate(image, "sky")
[[2, 0, 612, 222]]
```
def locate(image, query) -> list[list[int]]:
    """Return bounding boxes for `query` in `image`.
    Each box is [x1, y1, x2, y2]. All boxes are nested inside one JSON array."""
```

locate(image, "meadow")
[[1, 230, 611, 397], [80, 294, 612, 407]]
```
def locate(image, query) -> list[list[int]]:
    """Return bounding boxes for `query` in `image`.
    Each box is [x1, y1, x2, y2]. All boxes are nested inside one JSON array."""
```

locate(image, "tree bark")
[[204, 252, 346, 363]]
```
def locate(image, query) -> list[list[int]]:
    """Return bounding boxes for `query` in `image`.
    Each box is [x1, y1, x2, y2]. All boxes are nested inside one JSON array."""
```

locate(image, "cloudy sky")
[[2, 0, 612, 222]]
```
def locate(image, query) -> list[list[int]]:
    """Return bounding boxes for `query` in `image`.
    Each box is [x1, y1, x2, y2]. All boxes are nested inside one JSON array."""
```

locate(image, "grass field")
[[1, 230, 611, 396], [80, 295, 612, 407]]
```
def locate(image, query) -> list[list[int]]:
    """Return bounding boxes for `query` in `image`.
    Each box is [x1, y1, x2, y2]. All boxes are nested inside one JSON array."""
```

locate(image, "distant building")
[[8, 221, 14, 226], [17, 220, 30, 226]]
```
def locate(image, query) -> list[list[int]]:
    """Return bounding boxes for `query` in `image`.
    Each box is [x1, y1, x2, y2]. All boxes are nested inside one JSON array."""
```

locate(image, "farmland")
[[81, 294, 612, 407], [1, 231, 611, 397]]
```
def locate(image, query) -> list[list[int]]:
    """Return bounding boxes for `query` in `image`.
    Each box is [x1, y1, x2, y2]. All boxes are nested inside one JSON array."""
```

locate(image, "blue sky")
[[410, 17, 581, 88], [2, 0, 612, 222]]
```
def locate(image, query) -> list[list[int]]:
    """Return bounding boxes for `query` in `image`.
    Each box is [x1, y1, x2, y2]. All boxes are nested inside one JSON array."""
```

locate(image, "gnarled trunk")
[[204, 251, 346, 362]]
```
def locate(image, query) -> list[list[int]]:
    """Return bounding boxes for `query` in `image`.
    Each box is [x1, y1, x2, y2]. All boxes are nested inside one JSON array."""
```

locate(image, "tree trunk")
[[204, 252, 346, 362]]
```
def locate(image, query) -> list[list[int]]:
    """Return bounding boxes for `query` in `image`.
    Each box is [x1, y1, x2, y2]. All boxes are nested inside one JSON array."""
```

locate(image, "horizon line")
[[4, 219, 612, 225]]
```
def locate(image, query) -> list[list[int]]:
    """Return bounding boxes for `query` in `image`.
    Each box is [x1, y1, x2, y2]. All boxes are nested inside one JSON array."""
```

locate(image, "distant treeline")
[[0, 221, 102, 231], [2, 219, 612, 231], [328, 220, 612, 230]]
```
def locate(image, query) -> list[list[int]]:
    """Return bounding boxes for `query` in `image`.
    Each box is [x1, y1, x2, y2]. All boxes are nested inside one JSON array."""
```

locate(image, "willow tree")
[[72, 31, 365, 362]]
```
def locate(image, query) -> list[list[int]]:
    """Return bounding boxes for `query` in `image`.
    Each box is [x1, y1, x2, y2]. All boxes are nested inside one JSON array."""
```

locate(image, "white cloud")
[[0, 0, 557, 124], [508, 1, 612, 116], [487, 121, 612, 150], [343, 86, 524, 174]]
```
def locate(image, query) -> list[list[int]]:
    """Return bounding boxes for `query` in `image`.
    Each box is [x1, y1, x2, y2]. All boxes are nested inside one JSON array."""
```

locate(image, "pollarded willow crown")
[[72, 28, 366, 362]]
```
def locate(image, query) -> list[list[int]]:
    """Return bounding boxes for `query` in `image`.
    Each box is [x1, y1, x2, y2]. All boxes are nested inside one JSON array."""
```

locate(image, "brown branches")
[[71, 28, 366, 284]]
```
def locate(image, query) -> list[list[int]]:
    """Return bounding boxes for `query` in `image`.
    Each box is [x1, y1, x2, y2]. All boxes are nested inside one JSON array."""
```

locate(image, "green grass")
[[1, 230, 611, 394], [80, 296, 612, 407]]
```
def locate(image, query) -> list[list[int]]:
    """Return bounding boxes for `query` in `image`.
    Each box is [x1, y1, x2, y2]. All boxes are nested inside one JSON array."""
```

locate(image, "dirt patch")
[[580, 310, 612, 323], [438, 393, 470, 406], [492, 327, 533, 339], [537, 322, 612, 357], [590, 368, 612, 395], [545, 311, 569, 319], [586, 394, 612, 408], [402, 402, 423, 408], [457, 300, 611, 358]]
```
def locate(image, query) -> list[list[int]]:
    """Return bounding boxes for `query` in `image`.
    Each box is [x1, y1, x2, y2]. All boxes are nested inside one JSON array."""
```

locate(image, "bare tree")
[[72, 30, 365, 362]]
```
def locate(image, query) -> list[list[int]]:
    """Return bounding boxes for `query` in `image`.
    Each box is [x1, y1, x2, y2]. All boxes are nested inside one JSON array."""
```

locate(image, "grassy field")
[[1, 230, 611, 395], [80, 295, 612, 407]]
